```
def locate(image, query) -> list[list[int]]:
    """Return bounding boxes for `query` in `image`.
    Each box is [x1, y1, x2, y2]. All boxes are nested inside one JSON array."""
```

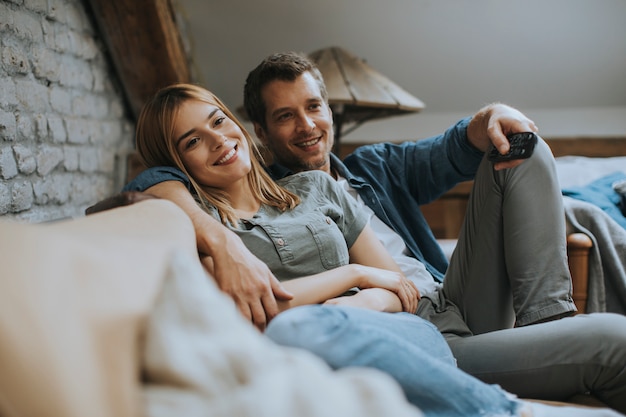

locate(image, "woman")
[[133, 83, 620, 417], [136, 83, 420, 315]]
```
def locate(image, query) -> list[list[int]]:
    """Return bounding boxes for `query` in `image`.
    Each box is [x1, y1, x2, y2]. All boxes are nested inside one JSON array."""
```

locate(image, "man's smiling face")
[[254, 71, 334, 175]]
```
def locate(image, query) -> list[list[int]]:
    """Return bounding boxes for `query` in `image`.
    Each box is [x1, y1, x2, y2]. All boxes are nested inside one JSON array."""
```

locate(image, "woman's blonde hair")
[[135, 83, 300, 226]]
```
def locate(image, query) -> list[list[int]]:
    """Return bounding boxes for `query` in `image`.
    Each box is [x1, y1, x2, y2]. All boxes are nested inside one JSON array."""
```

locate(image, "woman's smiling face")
[[172, 99, 252, 189]]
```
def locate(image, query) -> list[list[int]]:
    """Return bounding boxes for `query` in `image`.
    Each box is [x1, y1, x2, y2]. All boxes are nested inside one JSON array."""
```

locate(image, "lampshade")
[[308, 46, 425, 148]]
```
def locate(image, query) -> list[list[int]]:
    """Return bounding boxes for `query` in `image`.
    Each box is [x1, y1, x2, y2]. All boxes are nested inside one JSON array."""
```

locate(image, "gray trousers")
[[417, 138, 626, 410]]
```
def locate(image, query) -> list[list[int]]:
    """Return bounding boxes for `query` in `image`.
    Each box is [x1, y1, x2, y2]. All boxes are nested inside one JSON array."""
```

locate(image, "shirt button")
[[325, 217, 332, 224], [276, 238, 285, 246]]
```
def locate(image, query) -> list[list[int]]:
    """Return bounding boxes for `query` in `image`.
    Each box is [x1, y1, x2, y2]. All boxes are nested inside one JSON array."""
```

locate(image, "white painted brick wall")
[[0, 0, 134, 222]]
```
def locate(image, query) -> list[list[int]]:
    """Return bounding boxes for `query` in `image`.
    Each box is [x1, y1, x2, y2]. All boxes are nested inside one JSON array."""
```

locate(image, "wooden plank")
[[366, 67, 425, 111], [85, 0, 190, 119], [310, 48, 353, 103], [341, 137, 626, 159], [335, 49, 397, 107], [546, 137, 626, 157]]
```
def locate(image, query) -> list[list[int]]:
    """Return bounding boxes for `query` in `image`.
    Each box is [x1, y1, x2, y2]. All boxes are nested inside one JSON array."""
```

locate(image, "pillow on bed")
[[555, 155, 626, 189]]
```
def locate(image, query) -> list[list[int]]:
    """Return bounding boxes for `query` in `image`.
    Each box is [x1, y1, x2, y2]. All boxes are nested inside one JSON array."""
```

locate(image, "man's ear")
[[254, 123, 268, 146]]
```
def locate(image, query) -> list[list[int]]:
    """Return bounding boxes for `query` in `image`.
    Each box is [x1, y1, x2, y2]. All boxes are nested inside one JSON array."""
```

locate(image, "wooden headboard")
[[338, 136, 626, 159]]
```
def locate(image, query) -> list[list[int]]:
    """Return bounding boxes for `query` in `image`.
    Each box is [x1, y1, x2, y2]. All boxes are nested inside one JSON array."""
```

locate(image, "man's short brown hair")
[[243, 52, 328, 130]]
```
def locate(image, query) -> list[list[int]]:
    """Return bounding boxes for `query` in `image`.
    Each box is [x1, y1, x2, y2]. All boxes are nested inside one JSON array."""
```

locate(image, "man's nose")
[[295, 113, 315, 133]]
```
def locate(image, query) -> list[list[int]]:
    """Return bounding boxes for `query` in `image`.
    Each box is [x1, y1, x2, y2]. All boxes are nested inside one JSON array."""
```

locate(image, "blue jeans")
[[266, 305, 521, 417]]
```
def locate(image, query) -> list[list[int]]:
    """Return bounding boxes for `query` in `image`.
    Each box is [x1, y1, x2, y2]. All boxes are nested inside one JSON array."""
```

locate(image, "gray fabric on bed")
[[564, 197, 626, 314]]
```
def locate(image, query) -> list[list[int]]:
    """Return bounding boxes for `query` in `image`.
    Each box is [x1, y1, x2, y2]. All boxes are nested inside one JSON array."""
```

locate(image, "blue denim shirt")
[[124, 117, 483, 282], [337, 117, 483, 281]]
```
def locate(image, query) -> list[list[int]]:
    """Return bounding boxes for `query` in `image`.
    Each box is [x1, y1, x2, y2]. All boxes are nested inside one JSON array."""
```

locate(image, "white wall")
[[340, 106, 626, 144], [178, 0, 626, 143], [0, 0, 134, 222]]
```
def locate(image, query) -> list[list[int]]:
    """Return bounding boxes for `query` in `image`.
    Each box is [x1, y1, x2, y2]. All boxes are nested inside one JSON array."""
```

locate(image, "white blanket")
[[142, 250, 423, 417]]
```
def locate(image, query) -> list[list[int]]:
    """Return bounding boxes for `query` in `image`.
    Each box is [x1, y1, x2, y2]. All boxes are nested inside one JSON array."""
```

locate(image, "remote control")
[[487, 132, 538, 162]]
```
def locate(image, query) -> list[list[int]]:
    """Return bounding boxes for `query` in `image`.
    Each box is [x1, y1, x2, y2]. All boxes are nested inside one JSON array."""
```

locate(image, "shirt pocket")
[[306, 214, 350, 270]]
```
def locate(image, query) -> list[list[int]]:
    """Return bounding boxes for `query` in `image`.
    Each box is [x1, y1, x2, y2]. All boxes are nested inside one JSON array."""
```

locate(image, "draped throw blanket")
[[563, 197, 626, 314]]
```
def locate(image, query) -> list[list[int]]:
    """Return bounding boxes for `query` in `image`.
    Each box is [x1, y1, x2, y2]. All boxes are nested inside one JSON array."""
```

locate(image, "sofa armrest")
[[438, 233, 593, 314], [0, 200, 197, 417], [85, 191, 158, 215], [567, 232, 593, 314]]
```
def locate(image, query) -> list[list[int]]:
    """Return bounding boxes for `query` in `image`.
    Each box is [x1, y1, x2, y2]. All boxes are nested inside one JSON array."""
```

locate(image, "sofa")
[[0, 199, 424, 417]]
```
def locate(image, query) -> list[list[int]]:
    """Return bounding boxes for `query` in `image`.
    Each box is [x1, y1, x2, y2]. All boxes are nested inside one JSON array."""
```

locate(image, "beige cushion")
[[0, 200, 196, 417], [142, 250, 423, 417]]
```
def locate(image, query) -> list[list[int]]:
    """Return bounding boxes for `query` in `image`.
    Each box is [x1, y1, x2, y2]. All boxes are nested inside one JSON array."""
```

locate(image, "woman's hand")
[[347, 225, 419, 313], [324, 288, 408, 313], [352, 265, 420, 313]]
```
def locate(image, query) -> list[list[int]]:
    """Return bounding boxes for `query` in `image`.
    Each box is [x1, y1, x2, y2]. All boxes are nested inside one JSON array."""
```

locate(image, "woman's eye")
[[214, 116, 225, 126], [185, 137, 199, 149]]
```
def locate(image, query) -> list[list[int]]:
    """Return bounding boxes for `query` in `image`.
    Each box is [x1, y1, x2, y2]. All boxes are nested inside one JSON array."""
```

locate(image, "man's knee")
[[576, 313, 626, 357]]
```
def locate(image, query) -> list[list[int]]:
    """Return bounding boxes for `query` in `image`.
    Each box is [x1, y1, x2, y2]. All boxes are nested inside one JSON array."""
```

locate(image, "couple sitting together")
[[124, 51, 626, 417]]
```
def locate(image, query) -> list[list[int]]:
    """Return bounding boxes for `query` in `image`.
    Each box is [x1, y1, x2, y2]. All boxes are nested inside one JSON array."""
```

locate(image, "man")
[[124, 52, 626, 411]]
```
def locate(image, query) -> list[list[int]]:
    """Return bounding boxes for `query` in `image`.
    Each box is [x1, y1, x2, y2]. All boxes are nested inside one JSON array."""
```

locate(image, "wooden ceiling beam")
[[85, 0, 191, 119]]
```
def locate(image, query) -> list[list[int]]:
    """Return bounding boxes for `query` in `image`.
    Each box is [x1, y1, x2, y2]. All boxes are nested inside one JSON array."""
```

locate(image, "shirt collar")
[[265, 162, 294, 180], [330, 153, 366, 187]]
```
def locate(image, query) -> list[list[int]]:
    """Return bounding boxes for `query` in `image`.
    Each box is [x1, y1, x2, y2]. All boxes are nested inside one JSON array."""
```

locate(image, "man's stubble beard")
[[283, 153, 329, 174], [268, 142, 330, 174]]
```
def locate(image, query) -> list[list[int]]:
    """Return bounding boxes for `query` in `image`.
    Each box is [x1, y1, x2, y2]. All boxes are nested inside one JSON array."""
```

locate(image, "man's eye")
[[277, 113, 291, 121], [309, 103, 321, 110]]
